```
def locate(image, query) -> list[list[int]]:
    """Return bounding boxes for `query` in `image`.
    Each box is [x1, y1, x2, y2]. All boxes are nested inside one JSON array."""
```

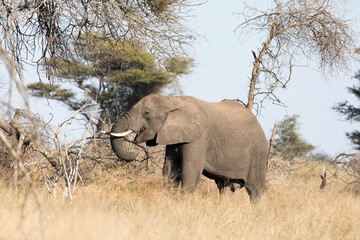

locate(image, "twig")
[[267, 122, 278, 169]]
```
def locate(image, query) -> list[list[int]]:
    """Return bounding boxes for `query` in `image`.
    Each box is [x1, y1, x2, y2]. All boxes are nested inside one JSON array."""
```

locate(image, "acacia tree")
[[237, 0, 355, 112], [27, 36, 193, 126]]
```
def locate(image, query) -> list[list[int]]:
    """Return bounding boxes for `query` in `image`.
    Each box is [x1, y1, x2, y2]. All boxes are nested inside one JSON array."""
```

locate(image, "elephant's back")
[[217, 100, 254, 116], [209, 100, 263, 130], [180, 96, 267, 146]]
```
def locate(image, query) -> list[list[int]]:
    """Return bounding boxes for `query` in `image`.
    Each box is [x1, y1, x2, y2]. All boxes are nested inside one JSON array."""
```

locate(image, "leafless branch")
[[237, 0, 355, 112], [0, 122, 46, 214], [267, 122, 278, 169], [328, 153, 360, 192], [0, 0, 198, 71]]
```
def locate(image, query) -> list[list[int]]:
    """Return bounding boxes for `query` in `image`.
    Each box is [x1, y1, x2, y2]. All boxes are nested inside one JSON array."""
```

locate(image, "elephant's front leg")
[[162, 144, 181, 187], [180, 141, 206, 193]]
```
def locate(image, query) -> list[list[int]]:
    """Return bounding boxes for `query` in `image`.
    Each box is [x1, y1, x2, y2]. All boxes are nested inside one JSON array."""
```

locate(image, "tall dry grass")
[[1, 158, 360, 240]]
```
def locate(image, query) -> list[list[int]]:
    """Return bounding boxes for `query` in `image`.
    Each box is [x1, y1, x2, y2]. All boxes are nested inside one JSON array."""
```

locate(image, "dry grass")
[[1, 159, 360, 240]]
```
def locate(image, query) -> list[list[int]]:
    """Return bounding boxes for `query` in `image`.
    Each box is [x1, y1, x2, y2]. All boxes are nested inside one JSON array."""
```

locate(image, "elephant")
[[109, 94, 268, 202]]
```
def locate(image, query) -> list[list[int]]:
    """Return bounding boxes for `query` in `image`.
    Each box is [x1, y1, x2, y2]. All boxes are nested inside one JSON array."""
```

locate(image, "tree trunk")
[[246, 34, 274, 111]]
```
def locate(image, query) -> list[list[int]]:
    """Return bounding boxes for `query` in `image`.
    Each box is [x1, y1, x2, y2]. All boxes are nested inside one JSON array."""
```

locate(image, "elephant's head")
[[110, 94, 205, 161]]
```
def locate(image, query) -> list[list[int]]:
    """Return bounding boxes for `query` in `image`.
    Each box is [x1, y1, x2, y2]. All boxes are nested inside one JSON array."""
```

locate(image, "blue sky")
[[181, 0, 360, 156]]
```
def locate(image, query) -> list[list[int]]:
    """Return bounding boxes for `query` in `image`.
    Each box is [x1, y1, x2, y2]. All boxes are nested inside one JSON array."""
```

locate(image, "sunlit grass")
[[1, 159, 360, 240]]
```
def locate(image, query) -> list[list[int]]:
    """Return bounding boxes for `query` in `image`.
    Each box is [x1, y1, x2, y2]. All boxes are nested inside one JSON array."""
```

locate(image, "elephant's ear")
[[156, 107, 205, 145]]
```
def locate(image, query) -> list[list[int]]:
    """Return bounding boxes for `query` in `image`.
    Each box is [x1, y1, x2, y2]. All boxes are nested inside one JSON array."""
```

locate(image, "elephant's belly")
[[203, 160, 249, 181], [204, 147, 251, 180]]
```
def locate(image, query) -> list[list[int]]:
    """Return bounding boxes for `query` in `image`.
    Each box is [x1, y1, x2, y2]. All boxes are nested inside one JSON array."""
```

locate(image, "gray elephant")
[[109, 94, 268, 202]]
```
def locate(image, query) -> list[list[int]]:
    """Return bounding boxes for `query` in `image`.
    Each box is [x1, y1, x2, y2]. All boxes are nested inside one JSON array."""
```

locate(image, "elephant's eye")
[[143, 107, 151, 117]]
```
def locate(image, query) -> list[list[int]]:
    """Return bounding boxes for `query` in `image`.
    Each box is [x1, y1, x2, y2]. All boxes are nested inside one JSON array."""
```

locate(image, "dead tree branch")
[[320, 166, 327, 190], [267, 122, 278, 169], [328, 153, 360, 192], [0, 0, 198, 71], [237, 0, 355, 112]]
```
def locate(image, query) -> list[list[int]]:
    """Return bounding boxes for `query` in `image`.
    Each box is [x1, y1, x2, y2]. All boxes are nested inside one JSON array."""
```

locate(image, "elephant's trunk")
[[110, 114, 138, 161]]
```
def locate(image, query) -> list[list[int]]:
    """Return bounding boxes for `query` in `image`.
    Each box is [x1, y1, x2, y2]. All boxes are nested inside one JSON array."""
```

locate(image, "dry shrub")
[[266, 157, 324, 188], [329, 153, 360, 195], [79, 137, 166, 183], [0, 111, 44, 186], [0, 140, 12, 180], [267, 156, 360, 194]]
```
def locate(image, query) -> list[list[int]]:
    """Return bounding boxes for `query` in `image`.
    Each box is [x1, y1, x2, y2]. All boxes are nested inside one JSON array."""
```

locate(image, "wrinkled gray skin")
[[110, 94, 268, 202]]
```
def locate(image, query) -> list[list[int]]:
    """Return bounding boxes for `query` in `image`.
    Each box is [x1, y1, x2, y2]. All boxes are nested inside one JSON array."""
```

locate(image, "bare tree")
[[236, 0, 355, 112], [0, 0, 197, 69]]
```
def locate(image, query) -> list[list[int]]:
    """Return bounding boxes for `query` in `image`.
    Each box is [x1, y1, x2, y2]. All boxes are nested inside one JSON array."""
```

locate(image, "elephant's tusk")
[[110, 130, 134, 137]]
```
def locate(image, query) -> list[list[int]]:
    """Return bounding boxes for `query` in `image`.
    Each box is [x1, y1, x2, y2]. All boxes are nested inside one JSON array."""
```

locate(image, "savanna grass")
[[1, 160, 359, 240]]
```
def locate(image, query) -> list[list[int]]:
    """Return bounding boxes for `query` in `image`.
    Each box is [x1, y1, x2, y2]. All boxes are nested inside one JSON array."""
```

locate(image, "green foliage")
[[273, 115, 315, 160], [27, 82, 75, 104], [28, 35, 193, 124], [165, 57, 194, 75], [333, 70, 360, 150], [146, 0, 172, 14]]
